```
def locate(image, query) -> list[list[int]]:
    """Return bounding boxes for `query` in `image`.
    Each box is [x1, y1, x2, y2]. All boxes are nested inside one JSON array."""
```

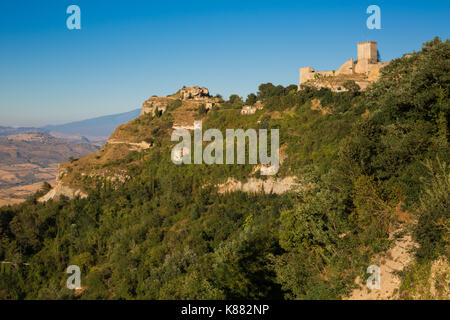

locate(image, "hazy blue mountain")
[[42, 109, 141, 138]]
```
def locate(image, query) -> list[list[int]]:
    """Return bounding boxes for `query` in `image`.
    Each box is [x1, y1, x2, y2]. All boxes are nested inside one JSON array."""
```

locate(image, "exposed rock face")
[[141, 97, 169, 116], [38, 166, 87, 202], [179, 86, 210, 100], [141, 86, 211, 116], [107, 139, 152, 151], [217, 176, 300, 194], [346, 230, 417, 300], [38, 181, 87, 202], [52, 86, 221, 196]]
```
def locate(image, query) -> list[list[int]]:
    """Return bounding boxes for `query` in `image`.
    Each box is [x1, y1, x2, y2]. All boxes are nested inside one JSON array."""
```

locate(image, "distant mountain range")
[[42, 109, 141, 138], [0, 109, 141, 145], [0, 109, 141, 205]]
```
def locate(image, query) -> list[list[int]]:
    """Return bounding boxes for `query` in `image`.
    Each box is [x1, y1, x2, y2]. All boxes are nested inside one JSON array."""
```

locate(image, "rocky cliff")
[[39, 86, 221, 201]]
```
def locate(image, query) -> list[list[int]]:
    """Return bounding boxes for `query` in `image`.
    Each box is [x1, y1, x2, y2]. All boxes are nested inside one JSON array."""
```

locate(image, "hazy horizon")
[[0, 107, 141, 129]]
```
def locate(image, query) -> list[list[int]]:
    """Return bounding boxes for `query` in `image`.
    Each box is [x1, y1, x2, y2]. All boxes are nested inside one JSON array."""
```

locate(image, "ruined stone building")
[[141, 86, 216, 116], [298, 41, 389, 92]]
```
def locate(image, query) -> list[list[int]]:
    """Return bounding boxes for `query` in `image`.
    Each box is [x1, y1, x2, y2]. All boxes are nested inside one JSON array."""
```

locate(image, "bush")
[[343, 80, 360, 94], [198, 104, 208, 115], [414, 159, 449, 260]]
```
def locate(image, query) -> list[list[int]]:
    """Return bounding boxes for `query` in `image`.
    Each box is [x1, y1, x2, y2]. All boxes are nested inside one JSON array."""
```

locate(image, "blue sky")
[[0, 0, 449, 126]]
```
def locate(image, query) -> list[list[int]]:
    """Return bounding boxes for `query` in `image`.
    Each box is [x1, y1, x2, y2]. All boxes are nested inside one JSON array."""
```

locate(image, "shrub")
[[414, 159, 449, 260]]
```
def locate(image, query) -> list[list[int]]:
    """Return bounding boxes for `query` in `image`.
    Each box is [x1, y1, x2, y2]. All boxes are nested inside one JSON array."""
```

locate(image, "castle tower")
[[355, 41, 378, 74], [357, 41, 378, 64], [299, 67, 315, 87]]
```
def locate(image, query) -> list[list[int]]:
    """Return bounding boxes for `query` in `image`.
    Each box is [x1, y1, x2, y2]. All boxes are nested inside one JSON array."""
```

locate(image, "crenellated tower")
[[355, 41, 378, 74]]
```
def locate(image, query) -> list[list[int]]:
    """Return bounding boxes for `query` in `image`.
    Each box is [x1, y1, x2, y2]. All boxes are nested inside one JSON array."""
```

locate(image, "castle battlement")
[[298, 41, 389, 92]]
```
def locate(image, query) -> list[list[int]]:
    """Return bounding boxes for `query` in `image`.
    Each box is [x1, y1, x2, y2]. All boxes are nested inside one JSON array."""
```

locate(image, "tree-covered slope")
[[0, 38, 448, 300]]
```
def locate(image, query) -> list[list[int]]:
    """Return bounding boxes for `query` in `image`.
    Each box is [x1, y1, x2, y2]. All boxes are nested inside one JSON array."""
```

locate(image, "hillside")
[[46, 87, 221, 197], [0, 38, 448, 300]]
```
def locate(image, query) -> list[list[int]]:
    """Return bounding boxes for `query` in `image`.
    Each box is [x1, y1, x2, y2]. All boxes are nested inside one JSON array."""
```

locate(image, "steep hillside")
[[48, 87, 220, 198], [0, 38, 448, 300]]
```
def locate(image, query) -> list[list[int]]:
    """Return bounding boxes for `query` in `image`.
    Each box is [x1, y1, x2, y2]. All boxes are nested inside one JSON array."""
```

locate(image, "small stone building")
[[240, 106, 257, 115], [240, 101, 263, 115]]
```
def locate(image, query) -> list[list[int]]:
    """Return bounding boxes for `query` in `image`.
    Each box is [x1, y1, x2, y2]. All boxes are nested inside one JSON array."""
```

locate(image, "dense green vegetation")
[[0, 38, 448, 299]]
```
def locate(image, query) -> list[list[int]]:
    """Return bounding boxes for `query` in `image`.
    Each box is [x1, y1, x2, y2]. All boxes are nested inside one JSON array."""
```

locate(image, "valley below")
[[0, 132, 99, 205]]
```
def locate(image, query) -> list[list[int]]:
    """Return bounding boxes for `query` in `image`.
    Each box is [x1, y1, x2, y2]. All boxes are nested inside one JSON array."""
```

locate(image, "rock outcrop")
[[49, 85, 220, 197], [106, 139, 152, 151], [38, 165, 88, 202], [179, 86, 210, 100], [141, 86, 213, 117], [38, 166, 87, 202], [141, 97, 169, 116], [38, 181, 87, 202], [217, 176, 300, 194], [346, 230, 417, 300]]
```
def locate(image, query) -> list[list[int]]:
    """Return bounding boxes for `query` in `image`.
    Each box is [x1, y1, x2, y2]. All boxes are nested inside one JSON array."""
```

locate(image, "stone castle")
[[299, 41, 389, 92]]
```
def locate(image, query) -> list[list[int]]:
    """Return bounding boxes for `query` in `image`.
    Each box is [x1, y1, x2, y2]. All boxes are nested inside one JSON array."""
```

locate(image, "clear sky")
[[0, 0, 449, 126]]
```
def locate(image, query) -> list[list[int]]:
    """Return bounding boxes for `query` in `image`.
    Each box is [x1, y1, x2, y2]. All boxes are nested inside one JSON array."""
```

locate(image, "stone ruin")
[[179, 86, 211, 100], [141, 97, 169, 116], [141, 86, 216, 117], [240, 101, 264, 115], [298, 41, 390, 92]]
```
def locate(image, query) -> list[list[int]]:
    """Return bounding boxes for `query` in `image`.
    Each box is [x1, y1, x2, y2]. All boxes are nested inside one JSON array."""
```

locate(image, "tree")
[[343, 80, 360, 94], [245, 93, 257, 105], [284, 85, 298, 94], [229, 94, 243, 105], [257, 83, 284, 100], [414, 159, 449, 260], [214, 94, 224, 103]]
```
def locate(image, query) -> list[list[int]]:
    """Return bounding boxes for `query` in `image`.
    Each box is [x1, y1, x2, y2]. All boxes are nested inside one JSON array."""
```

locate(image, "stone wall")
[[336, 58, 354, 75], [299, 67, 316, 85], [299, 41, 389, 92]]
